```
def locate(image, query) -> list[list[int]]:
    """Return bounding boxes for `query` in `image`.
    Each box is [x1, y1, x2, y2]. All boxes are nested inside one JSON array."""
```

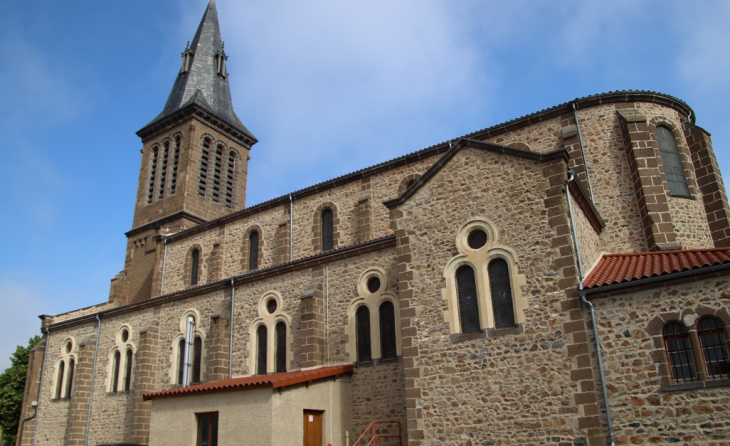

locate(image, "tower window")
[[147, 147, 158, 204], [275, 322, 287, 373], [158, 141, 170, 200], [489, 258, 515, 328], [211, 146, 223, 203], [321, 209, 334, 251], [663, 322, 697, 383], [456, 265, 480, 334], [170, 136, 181, 195], [198, 138, 211, 197], [356, 306, 372, 363], [225, 151, 236, 209], [656, 126, 690, 197], [380, 301, 397, 360]]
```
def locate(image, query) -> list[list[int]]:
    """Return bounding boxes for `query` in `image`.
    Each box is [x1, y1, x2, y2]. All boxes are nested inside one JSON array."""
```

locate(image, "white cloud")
[[0, 281, 53, 372], [676, 3, 730, 93]]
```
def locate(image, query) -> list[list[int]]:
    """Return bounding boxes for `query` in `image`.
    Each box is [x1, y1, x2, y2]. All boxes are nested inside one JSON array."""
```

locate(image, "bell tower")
[[110, 0, 257, 305]]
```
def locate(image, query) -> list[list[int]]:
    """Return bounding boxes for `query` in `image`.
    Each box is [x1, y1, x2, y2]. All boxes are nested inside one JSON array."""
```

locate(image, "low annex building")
[[18, 1, 730, 445]]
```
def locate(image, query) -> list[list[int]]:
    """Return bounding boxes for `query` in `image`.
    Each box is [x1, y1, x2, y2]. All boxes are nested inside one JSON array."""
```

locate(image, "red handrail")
[[352, 420, 402, 446]]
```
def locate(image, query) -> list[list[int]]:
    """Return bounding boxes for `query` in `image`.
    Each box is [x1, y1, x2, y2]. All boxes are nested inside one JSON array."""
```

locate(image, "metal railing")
[[352, 420, 402, 446]]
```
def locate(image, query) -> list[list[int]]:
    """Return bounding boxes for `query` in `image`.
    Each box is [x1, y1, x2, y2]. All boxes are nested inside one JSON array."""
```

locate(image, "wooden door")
[[303, 410, 323, 446]]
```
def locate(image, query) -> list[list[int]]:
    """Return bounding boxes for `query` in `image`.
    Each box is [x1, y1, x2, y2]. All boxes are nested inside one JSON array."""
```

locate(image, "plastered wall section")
[[393, 147, 586, 444], [590, 276, 730, 444]]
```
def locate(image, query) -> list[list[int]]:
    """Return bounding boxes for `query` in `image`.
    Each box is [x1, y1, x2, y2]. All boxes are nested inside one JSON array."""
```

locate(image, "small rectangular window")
[[196, 412, 219, 446]]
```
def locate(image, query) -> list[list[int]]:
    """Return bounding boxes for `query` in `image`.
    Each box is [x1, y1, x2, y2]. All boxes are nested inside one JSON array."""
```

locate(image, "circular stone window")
[[367, 277, 381, 294], [120, 328, 129, 343], [64, 341, 72, 354], [266, 299, 278, 314], [467, 229, 488, 249]]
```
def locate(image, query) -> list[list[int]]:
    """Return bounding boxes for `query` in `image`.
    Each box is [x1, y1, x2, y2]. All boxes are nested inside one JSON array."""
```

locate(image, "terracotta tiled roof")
[[143, 364, 354, 401], [584, 248, 730, 289]]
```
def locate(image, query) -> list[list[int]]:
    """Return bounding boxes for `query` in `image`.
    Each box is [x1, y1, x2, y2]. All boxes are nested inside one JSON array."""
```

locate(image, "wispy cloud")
[[0, 281, 53, 372]]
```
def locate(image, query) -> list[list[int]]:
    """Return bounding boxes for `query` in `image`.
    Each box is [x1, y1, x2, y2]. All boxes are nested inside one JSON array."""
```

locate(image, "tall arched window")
[[111, 351, 121, 393], [191, 249, 200, 286], [456, 265, 480, 334], [158, 141, 169, 200], [663, 322, 696, 383], [211, 146, 224, 203], [147, 146, 158, 204], [380, 301, 397, 360], [489, 259, 515, 328], [321, 209, 334, 251], [198, 138, 211, 197], [170, 135, 181, 195], [55, 361, 65, 399], [356, 306, 372, 363], [124, 349, 133, 391], [656, 126, 690, 197], [65, 358, 75, 399], [257, 325, 268, 375], [698, 317, 730, 380], [177, 338, 186, 385], [225, 151, 236, 209], [192, 336, 202, 384], [249, 231, 259, 270], [275, 322, 287, 373]]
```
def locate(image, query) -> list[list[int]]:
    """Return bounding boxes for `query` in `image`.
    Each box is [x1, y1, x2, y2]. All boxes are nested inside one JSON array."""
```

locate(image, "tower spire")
[[138, 0, 256, 145]]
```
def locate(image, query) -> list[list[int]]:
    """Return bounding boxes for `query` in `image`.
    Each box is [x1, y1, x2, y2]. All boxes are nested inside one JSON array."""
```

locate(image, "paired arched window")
[[176, 314, 204, 386], [109, 327, 134, 392], [251, 293, 291, 375], [349, 270, 400, 364], [54, 340, 75, 399], [663, 322, 697, 383], [190, 248, 200, 286], [249, 231, 259, 270], [321, 209, 334, 251], [662, 317, 730, 384], [656, 126, 690, 197]]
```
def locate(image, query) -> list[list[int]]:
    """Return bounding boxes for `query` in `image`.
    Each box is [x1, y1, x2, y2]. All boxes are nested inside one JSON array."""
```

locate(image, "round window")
[[367, 277, 381, 294], [64, 341, 72, 354], [266, 299, 278, 314], [467, 229, 487, 249], [120, 328, 129, 343]]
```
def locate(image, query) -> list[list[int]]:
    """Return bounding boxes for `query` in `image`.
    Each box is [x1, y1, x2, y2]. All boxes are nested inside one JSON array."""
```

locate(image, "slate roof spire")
[[139, 0, 256, 144]]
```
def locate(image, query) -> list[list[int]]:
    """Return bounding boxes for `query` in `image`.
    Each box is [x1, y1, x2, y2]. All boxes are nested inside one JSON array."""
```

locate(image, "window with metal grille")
[[177, 338, 185, 385], [257, 325, 267, 375], [111, 350, 121, 392], [275, 322, 287, 373], [456, 265, 480, 334], [65, 358, 74, 398], [147, 146, 158, 204], [193, 336, 202, 383], [191, 249, 200, 286], [211, 146, 223, 203], [489, 259, 515, 328], [225, 151, 236, 209], [249, 231, 259, 270], [158, 141, 169, 200], [698, 317, 730, 380], [170, 136, 180, 195], [656, 126, 690, 197], [123, 349, 133, 391], [196, 412, 219, 446], [380, 301, 397, 360], [198, 138, 211, 197], [55, 361, 65, 399], [321, 209, 334, 251], [356, 306, 372, 363], [663, 322, 697, 383]]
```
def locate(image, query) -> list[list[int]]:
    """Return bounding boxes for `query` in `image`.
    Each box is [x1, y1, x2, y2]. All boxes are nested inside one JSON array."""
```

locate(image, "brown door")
[[303, 410, 323, 446]]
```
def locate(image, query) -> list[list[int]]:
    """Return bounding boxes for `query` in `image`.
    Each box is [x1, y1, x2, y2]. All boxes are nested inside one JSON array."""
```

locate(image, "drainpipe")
[[84, 314, 102, 446], [30, 325, 50, 446], [160, 236, 168, 295], [289, 194, 294, 261], [18, 401, 38, 446], [572, 103, 594, 202], [566, 171, 615, 446], [228, 278, 235, 379]]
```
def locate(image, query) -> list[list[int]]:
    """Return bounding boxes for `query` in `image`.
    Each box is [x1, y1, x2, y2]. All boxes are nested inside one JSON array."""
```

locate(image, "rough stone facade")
[[18, 2, 730, 445]]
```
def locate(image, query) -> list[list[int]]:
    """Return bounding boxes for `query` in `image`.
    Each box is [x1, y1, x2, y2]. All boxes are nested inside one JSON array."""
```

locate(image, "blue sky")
[[1, 0, 729, 370]]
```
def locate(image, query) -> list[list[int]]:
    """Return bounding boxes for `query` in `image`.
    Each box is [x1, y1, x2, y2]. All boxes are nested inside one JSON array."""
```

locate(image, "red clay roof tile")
[[143, 364, 354, 401], [584, 248, 730, 289]]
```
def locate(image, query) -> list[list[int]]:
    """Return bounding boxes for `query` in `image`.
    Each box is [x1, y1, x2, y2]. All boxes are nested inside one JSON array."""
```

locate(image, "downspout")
[[289, 194, 294, 261], [572, 103, 594, 202], [325, 264, 332, 445], [18, 403, 37, 446], [30, 325, 50, 446], [566, 171, 615, 446], [84, 314, 102, 446], [228, 278, 235, 379], [160, 236, 168, 295]]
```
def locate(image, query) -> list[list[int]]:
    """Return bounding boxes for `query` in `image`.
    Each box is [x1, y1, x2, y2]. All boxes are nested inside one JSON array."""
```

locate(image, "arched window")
[[257, 325, 268, 375], [158, 141, 169, 200], [192, 336, 202, 384], [663, 322, 696, 383], [177, 338, 186, 385], [275, 322, 287, 373], [456, 265, 480, 334], [170, 135, 181, 195], [111, 350, 121, 393], [124, 349, 133, 391], [191, 249, 200, 286], [65, 358, 75, 399], [656, 126, 690, 197], [489, 259, 515, 328], [697, 317, 730, 380], [211, 146, 224, 203], [198, 138, 211, 197], [321, 209, 334, 251], [380, 301, 397, 360], [55, 361, 65, 399], [249, 231, 259, 270], [356, 306, 372, 363], [225, 151, 236, 209], [147, 146, 158, 204]]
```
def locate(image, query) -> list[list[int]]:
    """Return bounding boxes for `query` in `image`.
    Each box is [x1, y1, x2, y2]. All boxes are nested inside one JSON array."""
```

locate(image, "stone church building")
[[18, 1, 730, 445]]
